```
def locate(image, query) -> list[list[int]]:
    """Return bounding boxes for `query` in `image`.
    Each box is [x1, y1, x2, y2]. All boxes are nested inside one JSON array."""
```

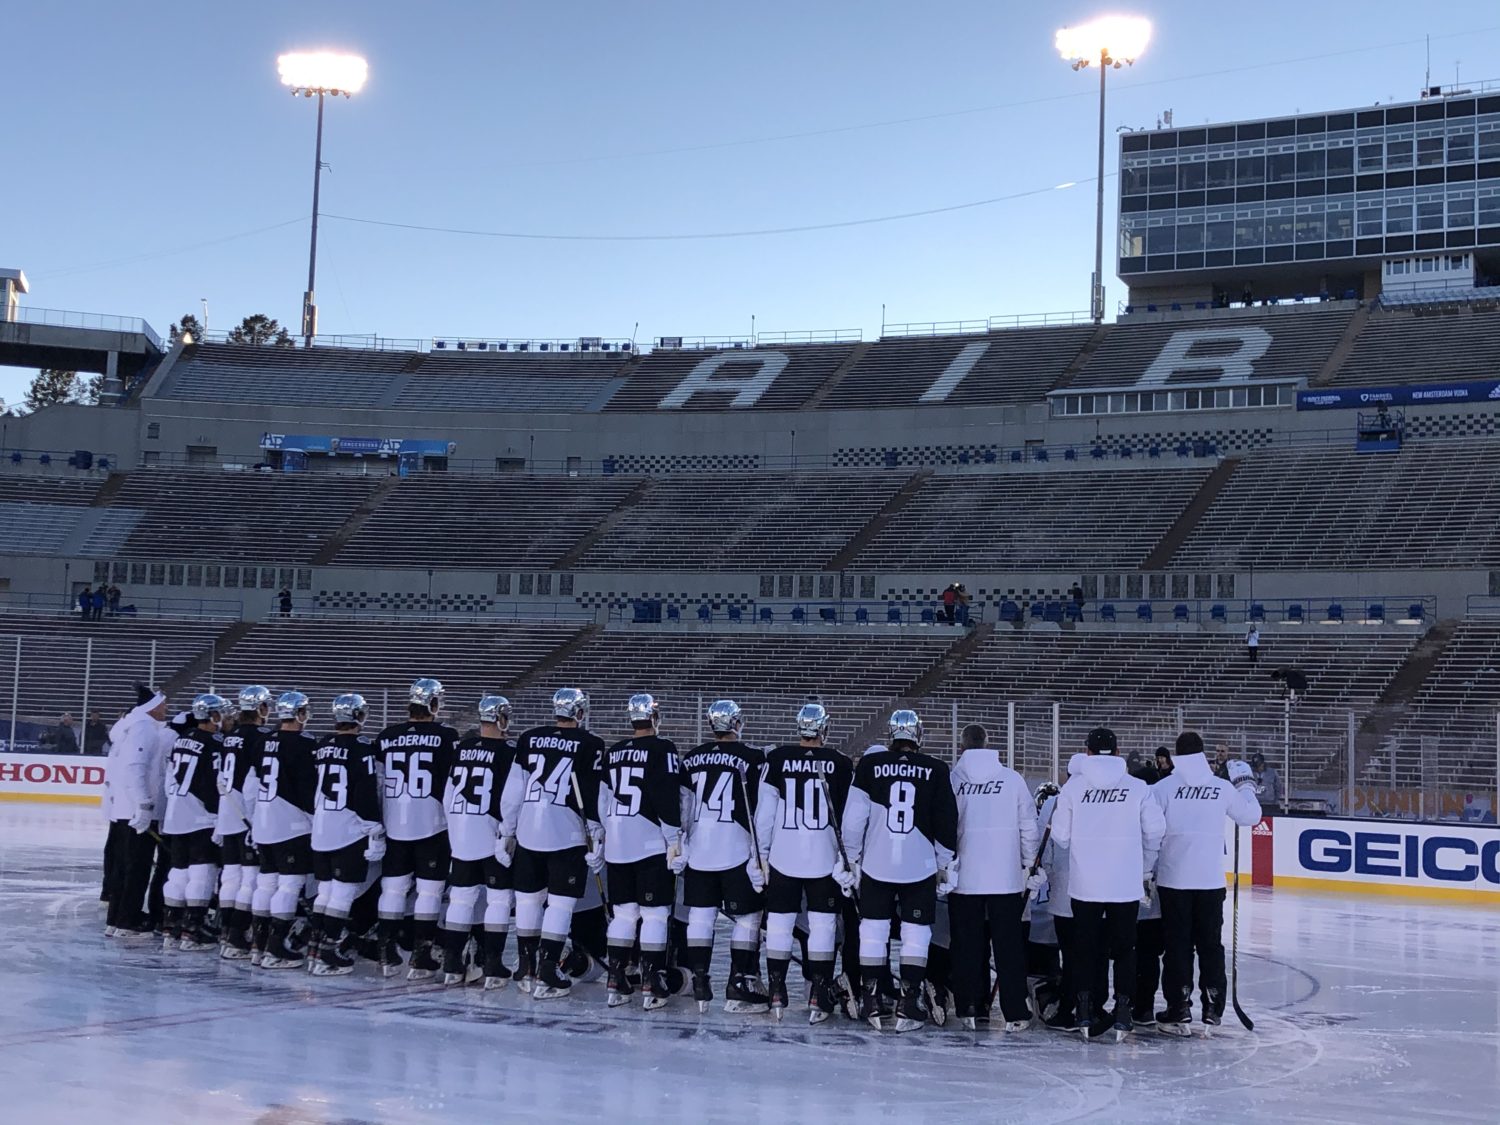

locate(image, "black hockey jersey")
[[756, 744, 854, 879], [163, 728, 222, 835], [312, 732, 384, 852], [375, 719, 459, 841], [215, 724, 265, 837], [445, 735, 522, 862], [252, 728, 318, 844], [600, 734, 682, 863], [680, 739, 765, 873], [510, 723, 606, 852], [842, 745, 958, 884]]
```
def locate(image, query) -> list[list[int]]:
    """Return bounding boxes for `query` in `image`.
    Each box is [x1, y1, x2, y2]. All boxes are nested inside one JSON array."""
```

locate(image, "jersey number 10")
[[779, 778, 829, 830]]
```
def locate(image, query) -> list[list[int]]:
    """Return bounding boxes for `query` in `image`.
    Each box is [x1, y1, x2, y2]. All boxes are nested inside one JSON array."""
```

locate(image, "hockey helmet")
[[707, 699, 743, 736], [552, 687, 589, 725], [478, 694, 513, 726], [1086, 727, 1119, 755], [888, 709, 923, 748], [796, 702, 830, 741], [191, 692, 232, 723], [275, 691, 311, 723], [1034, 780, 1061, 812], [409, 677, 445, 714], [238, 684, 273, 715], [627, 693, 660, 731], [331, 693, 368, 727]]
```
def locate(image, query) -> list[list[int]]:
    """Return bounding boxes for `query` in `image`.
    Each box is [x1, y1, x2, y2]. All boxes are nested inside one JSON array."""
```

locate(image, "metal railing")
[[1032, 595, 1437, 628], [284, 601, 593, 624], [883, 311, 1092, 337], [0, 592, 243, 620], [4, 306, 163, 349], [609, 599, 984, 627], [0, 448, 121, 471]]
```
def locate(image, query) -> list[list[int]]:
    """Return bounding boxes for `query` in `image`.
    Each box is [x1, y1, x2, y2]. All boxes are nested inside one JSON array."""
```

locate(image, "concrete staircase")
[[841, 621, 995, 753], [1045, 324, 1111, 391], [164, 620, 257, 699], [1308, 302, 1372, 387], [309, 476, 402, 566], [501, 623, 603, 696], [826, 470, 932, 571], [802, 342, 873, 410], [1139, 457, 1242, 570], [552, 479, 656, 570], [89, 472, 129, 508]]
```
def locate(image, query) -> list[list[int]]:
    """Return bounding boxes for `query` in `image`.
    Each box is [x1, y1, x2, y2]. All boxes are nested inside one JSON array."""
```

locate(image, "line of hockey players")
[[101, 679, 1262, 1038]]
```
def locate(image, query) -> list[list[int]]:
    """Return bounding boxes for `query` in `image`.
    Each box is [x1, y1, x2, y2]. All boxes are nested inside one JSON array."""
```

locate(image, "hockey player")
[[502, 687, 606, 999], [677, 699, 769, 1014], [947, 722, 1039, 1031], [1049, 727, 1166, 1042], [1153, 730, 1262, 1034], [442, 694, 522, 988], [599, 693, 683, 1010], [161, 693, 229, 951], [754, 701, 853, 1023], [214, 685, 271, 959], [309, 693, 386, 976], [838, 710, 958, 1032], [374, 678, 459, 980], [251, 691, 319, 969]]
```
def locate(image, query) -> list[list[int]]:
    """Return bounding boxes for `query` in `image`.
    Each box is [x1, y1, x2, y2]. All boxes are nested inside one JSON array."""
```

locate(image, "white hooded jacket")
[[107, 695, 171, 822], [1051, 753, 1165, 904], [1152, 751, 1263, 890], [950, 748, 1039, 895], [1039, 753, 1087, 919]]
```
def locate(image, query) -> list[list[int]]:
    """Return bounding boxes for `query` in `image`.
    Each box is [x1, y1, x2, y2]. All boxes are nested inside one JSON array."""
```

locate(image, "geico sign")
[[1298, 827, 1500, 885], [0, 760, 105, 786]]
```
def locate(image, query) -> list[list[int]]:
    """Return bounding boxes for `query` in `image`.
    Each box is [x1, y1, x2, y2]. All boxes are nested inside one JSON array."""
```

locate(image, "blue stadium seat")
[[602, 457, 616, 475], [1287, 603, 1304, 623], [1249, 603, 1266, 622], [697, 604, 712, 623], [854, 607, 869, 624], [956, 604, 972, 625], [820, 607, 837, 624], [1343, 288, 1357, 300], [1043, 602, 1064, 624], [1064, 448, 1077, 462], [885, 604, 901, 624], [1147, 304, 1158, 313], [1366, 603, 1385, 623], [1010, 450, 1023, 463], [791, 606, 806, 624], [666, 604, 681, 623], [1064, 601, 1083, 623], [1124, 305, 1135, 314], [982, 450, 997, 464], [1000, 600, 1021, 623], [1091, 447, 1106, 460], [1175, 443, 1190, 458], [38, 453, 50, 465], [727, 605, 741, 623], [958, 451, 970, 465], [920, 608, 936, 625], [1035, 448, 1049, 462], [1325, 602, 1344, 624], [1136, 602, 1153, 622], [1030, 602, 1045, 620], [1119, 446, 1133, 459], [1148, 445, 1161, 458], [1100, 604, 1117, 623], [759, 607, 774, 624], [883, 450, 899, 468], [1210, 604, 1227, 623], [1405, 602, 1425, 623], [10, 452, 21, 464], [1170, 302, 1182, 312], [1173, 603, 1190, 622]]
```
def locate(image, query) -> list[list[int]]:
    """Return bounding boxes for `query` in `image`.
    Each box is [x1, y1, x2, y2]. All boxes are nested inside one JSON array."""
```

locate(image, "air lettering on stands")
[[1137, 326, 1272, 386], [659, 352, 790, 409], [919, 340, 991, 403]]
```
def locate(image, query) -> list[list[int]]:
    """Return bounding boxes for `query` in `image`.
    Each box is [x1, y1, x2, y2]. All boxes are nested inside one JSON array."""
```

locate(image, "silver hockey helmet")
[[627, 693, 660, 731], [238, 684, 273, 715], [796, 702, 830, 741], [191, 692, 233, 723], [707, 699, 743, 736], [888, 709, 923, 748], [275, 690, 311, 722], [552, 687, 589, 725], [1034, 780, 1061, 812], [478, 694, 513, 725], [331, 693, 368, 727], [409, 677, 445, 714]]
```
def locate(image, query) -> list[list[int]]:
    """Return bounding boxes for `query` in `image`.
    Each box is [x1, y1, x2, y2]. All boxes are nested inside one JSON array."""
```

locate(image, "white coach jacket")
[[1152, 752, 1263, 890], [1051, 753, 1165, 904], [108, 702, 171, 821], [950, 747, 1040, 895]]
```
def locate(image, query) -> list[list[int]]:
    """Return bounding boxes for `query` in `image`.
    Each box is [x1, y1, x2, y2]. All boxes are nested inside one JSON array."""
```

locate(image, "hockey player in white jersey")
[[1152, 730, 1262, 1034], [309, 694, 386, 976], [214, 685, 271, 960], [442, 694, 523, 988], [599, 694, 683, 1010], [374, 678, 460, 980], [251, 691, 319, 969], [678, 699, 769, 1014], [1050, 727, 1166, 1042], [838, 710, 959, 1032], [754, 701, 853, 1023], [162, 693, 230, 951], [502, 687, 606, 999]]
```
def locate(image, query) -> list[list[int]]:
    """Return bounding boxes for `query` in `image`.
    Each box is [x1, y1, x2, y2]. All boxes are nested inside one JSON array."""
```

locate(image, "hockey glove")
[[128, 804, 154, 835], [1025, 870, 1047, 895], [216, 773, 232, 797], [211, 832, 224, 848], [1227, 759, 1255, 786], [832, 854, 859, 896], [363, 825, 387, 863], [936, 860, 960, 898], [667, 840, 689, 875], [1141, 874, 1157, 905], [494, 834, 516, 868], [746, 856, 767, 893]]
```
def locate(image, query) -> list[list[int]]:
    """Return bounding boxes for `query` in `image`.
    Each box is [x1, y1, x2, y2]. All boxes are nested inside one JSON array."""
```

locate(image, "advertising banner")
[[0, 753, 106, 804], [1297, 379, 1500, 410]]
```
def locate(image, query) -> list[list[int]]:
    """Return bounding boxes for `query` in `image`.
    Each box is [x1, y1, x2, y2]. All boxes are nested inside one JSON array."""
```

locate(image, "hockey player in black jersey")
[[253, 692, 320, 969], [214, 685, 271, 960], [442, 694, 522, 988], [503, 687, 607, 1000], [678, 699, 769, 1014], [600, 693, 683, 1010], [375, 678, 460, 980], [839, 710, 959, 1032], [162, 693, 230, 951], [754, 702, 854, 1023], [310, 693, 386, 976]]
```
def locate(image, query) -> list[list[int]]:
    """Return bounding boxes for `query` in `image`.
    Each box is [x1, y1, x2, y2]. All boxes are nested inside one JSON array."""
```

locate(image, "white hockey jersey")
[[600, 734, 682, 864], [376, 719, 460, 842], [163, 729, 221, 836], [755, 744, 853, 879], [251, 728, 317, 845], [1051, 753, 1165, 904], [1152, 751, 1262, 890], [444, 735, 523, 862], [841, 745, 957, 884], [215, 724, 264, 837], [680, 739, 764, 873], [949, 747, 1039, 895], [312, 733, 385, 853], [511, 723, 605, 853]]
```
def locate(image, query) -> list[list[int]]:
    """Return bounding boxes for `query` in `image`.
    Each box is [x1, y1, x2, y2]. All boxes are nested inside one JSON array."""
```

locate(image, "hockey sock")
[[729, 911, 761, 971], [163, 866, 188, 909], [252, 870, 276, 919], [414, 917, 439, 947], [514, 890, 546, 941], [686, 906, 717, 969], [639, 905, 670, 963], [271, 874, 303, 921], [482, 928, 510, 973], [540, 894, 579, 945], [807, 911, 838, 976], [482, 887, 513, 933], [858, 917, 891, 971], [378, 874, 414, 922], [234, 865, 256, 915], [538, 937, 565, 969], [414, 877, 445, 928], [218, 864, 244, 919], [325, 880, 361, 921], [900, 961, 927, 991], [606, 901, 642, 949], [765, 911, 797, 963], [443, 924, 472, 969], [445, 883, 482, 931]]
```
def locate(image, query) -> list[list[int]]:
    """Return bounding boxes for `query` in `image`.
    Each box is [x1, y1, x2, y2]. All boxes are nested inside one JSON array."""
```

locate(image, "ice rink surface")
[[1, 805, 1495, 1125]]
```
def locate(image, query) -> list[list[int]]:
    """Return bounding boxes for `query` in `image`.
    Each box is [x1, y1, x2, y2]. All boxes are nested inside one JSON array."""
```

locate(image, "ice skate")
[[724, 972, 770, 1015], [692, 971, 713, 1013], [894, 985, 930, 1033], [808, 976, 838, 1025], [531, 955, 573, 1001], [606, 957, 634, 1007], [859, 977, 886, 1030], [767, 969, 789, 1021], [406, 941, 440, 982]]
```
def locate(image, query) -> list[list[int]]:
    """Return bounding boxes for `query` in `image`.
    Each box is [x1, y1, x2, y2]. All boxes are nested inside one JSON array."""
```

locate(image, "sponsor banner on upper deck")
[[1297, 380, 1500, 410]]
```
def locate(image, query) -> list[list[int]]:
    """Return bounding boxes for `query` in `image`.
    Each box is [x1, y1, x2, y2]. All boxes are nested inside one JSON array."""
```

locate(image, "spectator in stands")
[[1241, 283, 1254, 308], [1070, 583, 1085, 611], [78, 585, 92, 622], [278, 587, 293, 617], [107, 585, 122, 616], [55, 713, 80, 755], [1250, 753, 1282, 812], [83, 711, 110, 756], [1154, 745, 1173, 778], [1212, 744, 1233, 781], [90, 587, 106, 621], [941, 582, 971, 625], [1245, 624, 1260, 665]]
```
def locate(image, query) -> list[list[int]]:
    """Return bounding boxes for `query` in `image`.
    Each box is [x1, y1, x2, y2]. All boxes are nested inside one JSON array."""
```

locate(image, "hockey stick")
[[1231, 827, 1254, 1031], [568, 768, 612, 922], [814, 774, 860, 912], [732, 763, 765, 892], [986, 818, 1053, 1013]]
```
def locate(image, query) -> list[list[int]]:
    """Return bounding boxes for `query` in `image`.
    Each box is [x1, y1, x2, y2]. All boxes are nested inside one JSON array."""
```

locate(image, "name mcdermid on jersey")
[[376, 720, 460, 842]]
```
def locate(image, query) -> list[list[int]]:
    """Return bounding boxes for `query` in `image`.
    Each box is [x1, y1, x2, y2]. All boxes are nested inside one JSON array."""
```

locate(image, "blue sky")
[[4, 0, 1499, 408]]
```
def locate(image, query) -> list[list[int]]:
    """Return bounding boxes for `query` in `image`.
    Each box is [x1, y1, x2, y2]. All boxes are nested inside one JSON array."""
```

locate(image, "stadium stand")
[[820, 326, 1097, 409], [1325, 305, 1500, 387], [393, 349, 626, 412], [0, 477, 101, 505], [602, 343, 857, 411], [1169, 442, 1500, 570], [157, 343, 410, 406], [848, 466, 1211, 572]]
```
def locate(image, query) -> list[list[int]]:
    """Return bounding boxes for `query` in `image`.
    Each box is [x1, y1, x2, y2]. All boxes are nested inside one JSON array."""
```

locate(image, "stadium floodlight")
[[276, 50, 368, 347], [1055, 15, 1151, 325]]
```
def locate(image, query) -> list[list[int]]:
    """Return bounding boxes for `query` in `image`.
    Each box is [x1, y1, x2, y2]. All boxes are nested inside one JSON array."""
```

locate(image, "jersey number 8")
[[886, 780, 917, 834]]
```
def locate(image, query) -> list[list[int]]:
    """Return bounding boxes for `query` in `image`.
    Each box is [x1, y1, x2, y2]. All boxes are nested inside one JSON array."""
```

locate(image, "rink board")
[[0, 753, 105, 805]]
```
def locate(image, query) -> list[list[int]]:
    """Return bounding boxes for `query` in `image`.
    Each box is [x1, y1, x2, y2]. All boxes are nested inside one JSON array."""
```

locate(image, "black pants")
[[1071, 899, 1139, 1009], [948, 892, 1030, 1021], [103, 820, 128, 904], [1134, 916, 1164, 1018], [1159, 886, 1226, 1007], [107, 822, 160, 928]]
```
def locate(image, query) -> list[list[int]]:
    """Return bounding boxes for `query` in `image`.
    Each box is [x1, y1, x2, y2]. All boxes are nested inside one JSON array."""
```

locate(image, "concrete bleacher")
[[1326, 305, 1500, 387], [569, 472, 909, 571], [1169, 442, 1500, 570], [1065, 306, 1352, 389], [0, 477, 101, 505], [393, 350, 629, 412], [849, 466, 1211, 572], [157, 343, 410, 406], [331, 476, 642, 570], [602, 343, 856, 411], [821, 326, 1096, 409]]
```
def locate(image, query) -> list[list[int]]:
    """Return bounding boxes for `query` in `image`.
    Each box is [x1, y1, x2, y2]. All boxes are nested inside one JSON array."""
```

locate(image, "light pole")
[[1056, 16, 1151, 324], [277, 50, 368, 347]]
